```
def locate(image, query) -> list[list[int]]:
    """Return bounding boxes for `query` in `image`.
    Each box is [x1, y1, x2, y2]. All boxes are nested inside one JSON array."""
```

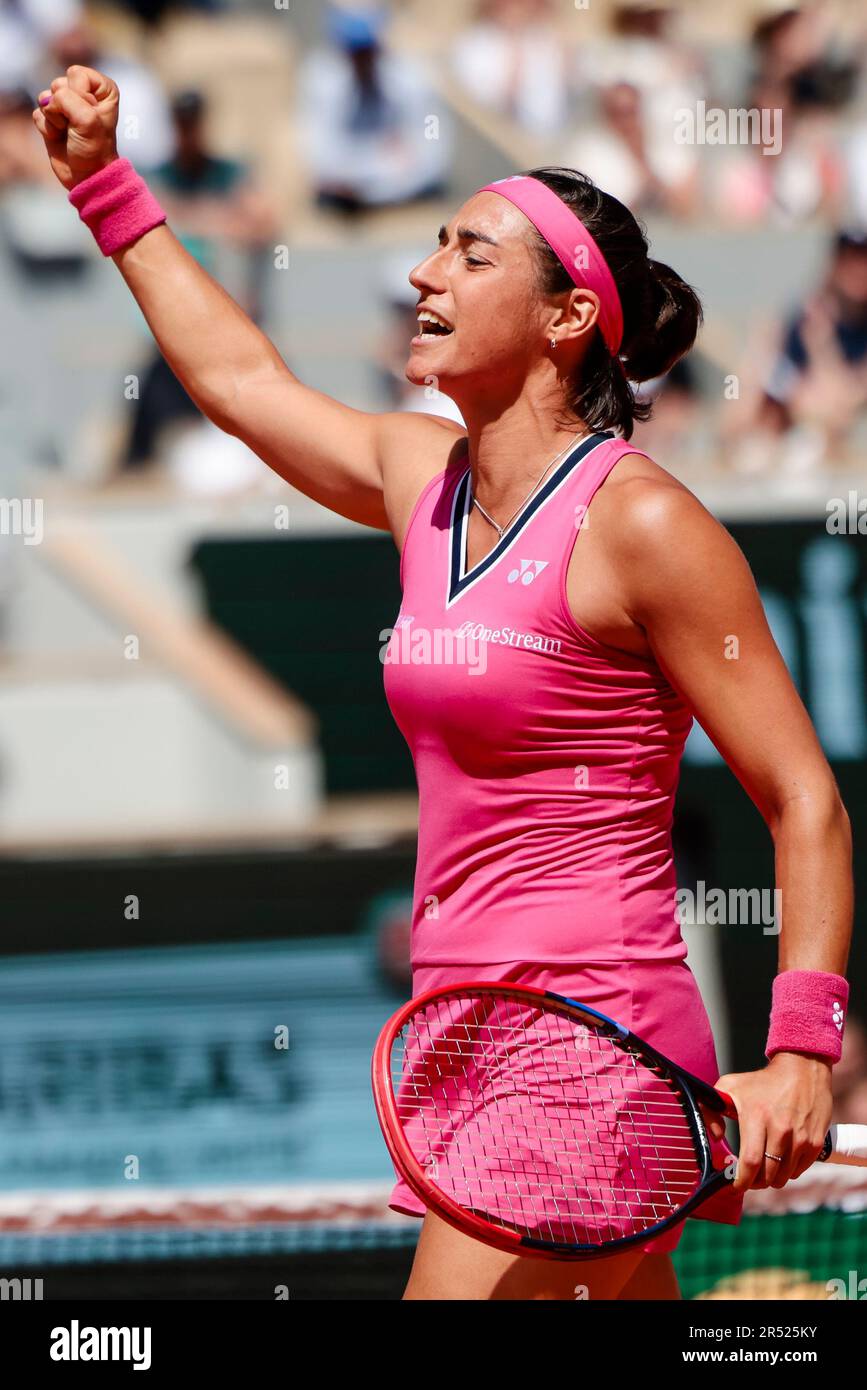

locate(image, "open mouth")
[[415, 311, 454, 341]]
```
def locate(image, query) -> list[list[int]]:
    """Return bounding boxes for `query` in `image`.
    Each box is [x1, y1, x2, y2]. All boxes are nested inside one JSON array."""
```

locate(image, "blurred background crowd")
[[0, 0, 865, 1300], [1, 0, 867, 481]]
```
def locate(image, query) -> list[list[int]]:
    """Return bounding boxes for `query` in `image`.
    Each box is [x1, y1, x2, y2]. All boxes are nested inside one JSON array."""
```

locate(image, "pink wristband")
[[68, 157, 166, 256], [765, 970, 849, 1062]]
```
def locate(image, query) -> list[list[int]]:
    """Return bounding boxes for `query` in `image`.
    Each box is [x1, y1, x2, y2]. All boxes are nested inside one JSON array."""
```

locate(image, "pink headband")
[[478, 175, 624, 355]]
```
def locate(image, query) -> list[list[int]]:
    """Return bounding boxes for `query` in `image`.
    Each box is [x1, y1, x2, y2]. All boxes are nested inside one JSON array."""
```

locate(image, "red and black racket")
[[372, 982, 867, 1260]]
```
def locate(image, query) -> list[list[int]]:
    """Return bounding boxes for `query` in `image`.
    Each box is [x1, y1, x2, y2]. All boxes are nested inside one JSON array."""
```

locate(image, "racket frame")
[[372, 981, 735, 1261]]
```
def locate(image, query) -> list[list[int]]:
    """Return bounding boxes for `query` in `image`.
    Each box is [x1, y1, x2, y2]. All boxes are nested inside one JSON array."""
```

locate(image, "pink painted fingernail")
[[39, 95, 51, 107]]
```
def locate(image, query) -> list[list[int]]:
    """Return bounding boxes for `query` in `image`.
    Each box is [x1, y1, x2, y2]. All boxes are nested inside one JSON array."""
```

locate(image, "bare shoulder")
[[592, 452, 753, 612], [378, 412, 468, 545], [596, 452, 737, 556], [378, 410, 466, 471], [595, 450, 698, 519]]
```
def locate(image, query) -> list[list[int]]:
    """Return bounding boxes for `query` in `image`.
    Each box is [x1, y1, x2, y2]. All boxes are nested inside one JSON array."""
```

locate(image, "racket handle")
[[819, 1123, 867, 1166]]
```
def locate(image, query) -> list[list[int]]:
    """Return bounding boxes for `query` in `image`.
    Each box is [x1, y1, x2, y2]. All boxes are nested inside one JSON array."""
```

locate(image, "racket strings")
[[391, 993, 703, 1247]]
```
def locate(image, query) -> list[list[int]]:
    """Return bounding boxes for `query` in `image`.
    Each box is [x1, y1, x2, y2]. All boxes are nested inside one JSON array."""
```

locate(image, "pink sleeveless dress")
[[382, 430, 742, 1251]]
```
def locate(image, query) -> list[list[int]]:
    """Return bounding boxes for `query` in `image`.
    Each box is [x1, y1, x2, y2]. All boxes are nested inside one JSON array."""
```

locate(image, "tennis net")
[[2, 1165, 864, 1300], [675, 1162, 867, 1300]]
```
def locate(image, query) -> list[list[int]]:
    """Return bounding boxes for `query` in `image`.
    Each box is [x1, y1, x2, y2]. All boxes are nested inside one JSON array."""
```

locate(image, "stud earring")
[[550, 338, 556, 350]]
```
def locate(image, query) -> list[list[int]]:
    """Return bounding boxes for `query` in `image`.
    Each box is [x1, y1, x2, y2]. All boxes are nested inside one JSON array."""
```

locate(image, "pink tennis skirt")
[[388, 957, 743, 1256]]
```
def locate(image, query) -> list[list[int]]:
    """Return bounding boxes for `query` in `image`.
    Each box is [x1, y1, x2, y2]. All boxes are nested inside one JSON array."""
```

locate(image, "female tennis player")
[[35, 66, 853, 1301]]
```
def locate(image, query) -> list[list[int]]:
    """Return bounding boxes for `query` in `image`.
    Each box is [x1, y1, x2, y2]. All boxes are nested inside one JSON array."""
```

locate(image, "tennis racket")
[[372, 982, 867, 1260]]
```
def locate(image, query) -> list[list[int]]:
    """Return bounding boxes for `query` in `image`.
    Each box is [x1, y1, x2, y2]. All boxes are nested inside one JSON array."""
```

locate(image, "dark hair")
[[523, 166, 703, 439]]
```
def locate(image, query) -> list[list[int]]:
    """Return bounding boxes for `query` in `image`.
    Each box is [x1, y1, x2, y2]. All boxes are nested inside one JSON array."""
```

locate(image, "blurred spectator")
[[38, 12, 175, 171], [710, 82, 845, 226], [298, 3, 451, 216], [562, 81, 698, 219], [571, 2, 703, 220], [122, 88, 280, 472], [736, 228, 867, 465], [709, 5, 854, 226], [709, 78, 845, 226], [0, 84, 53, 187], [586, 0, 705, 94], [373, 251, 465, 423], [749, 3, 859, 107], [450, 0, 570, 138], [150, 89, 278, 289], [111, 0, 223, 22], [0, 82, 94, 271], [0, 0, 82, 94]]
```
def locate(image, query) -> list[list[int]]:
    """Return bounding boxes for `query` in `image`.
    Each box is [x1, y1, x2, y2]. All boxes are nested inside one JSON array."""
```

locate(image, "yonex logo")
[[833, 1001, 845, 1031], [507, 559, 548, 586]]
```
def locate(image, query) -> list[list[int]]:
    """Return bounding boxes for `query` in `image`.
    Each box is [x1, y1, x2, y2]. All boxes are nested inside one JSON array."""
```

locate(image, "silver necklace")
[[469, 431, 588, 539]]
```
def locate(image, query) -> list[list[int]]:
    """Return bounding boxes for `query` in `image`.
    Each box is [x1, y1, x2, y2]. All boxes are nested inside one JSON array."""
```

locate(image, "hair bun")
[[525, 166, 705, 437], [620, 259, 703, 383]]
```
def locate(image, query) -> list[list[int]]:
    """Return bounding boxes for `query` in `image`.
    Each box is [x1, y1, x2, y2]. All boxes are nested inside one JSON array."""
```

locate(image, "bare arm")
[[111, 222, 393, 526], [33, 65, 458, 532], [614, 476, 852, 1190]]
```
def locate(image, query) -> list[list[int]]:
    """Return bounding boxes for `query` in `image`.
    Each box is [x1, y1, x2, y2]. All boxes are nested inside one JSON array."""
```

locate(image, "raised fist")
[[32, 65, 120, 190]]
